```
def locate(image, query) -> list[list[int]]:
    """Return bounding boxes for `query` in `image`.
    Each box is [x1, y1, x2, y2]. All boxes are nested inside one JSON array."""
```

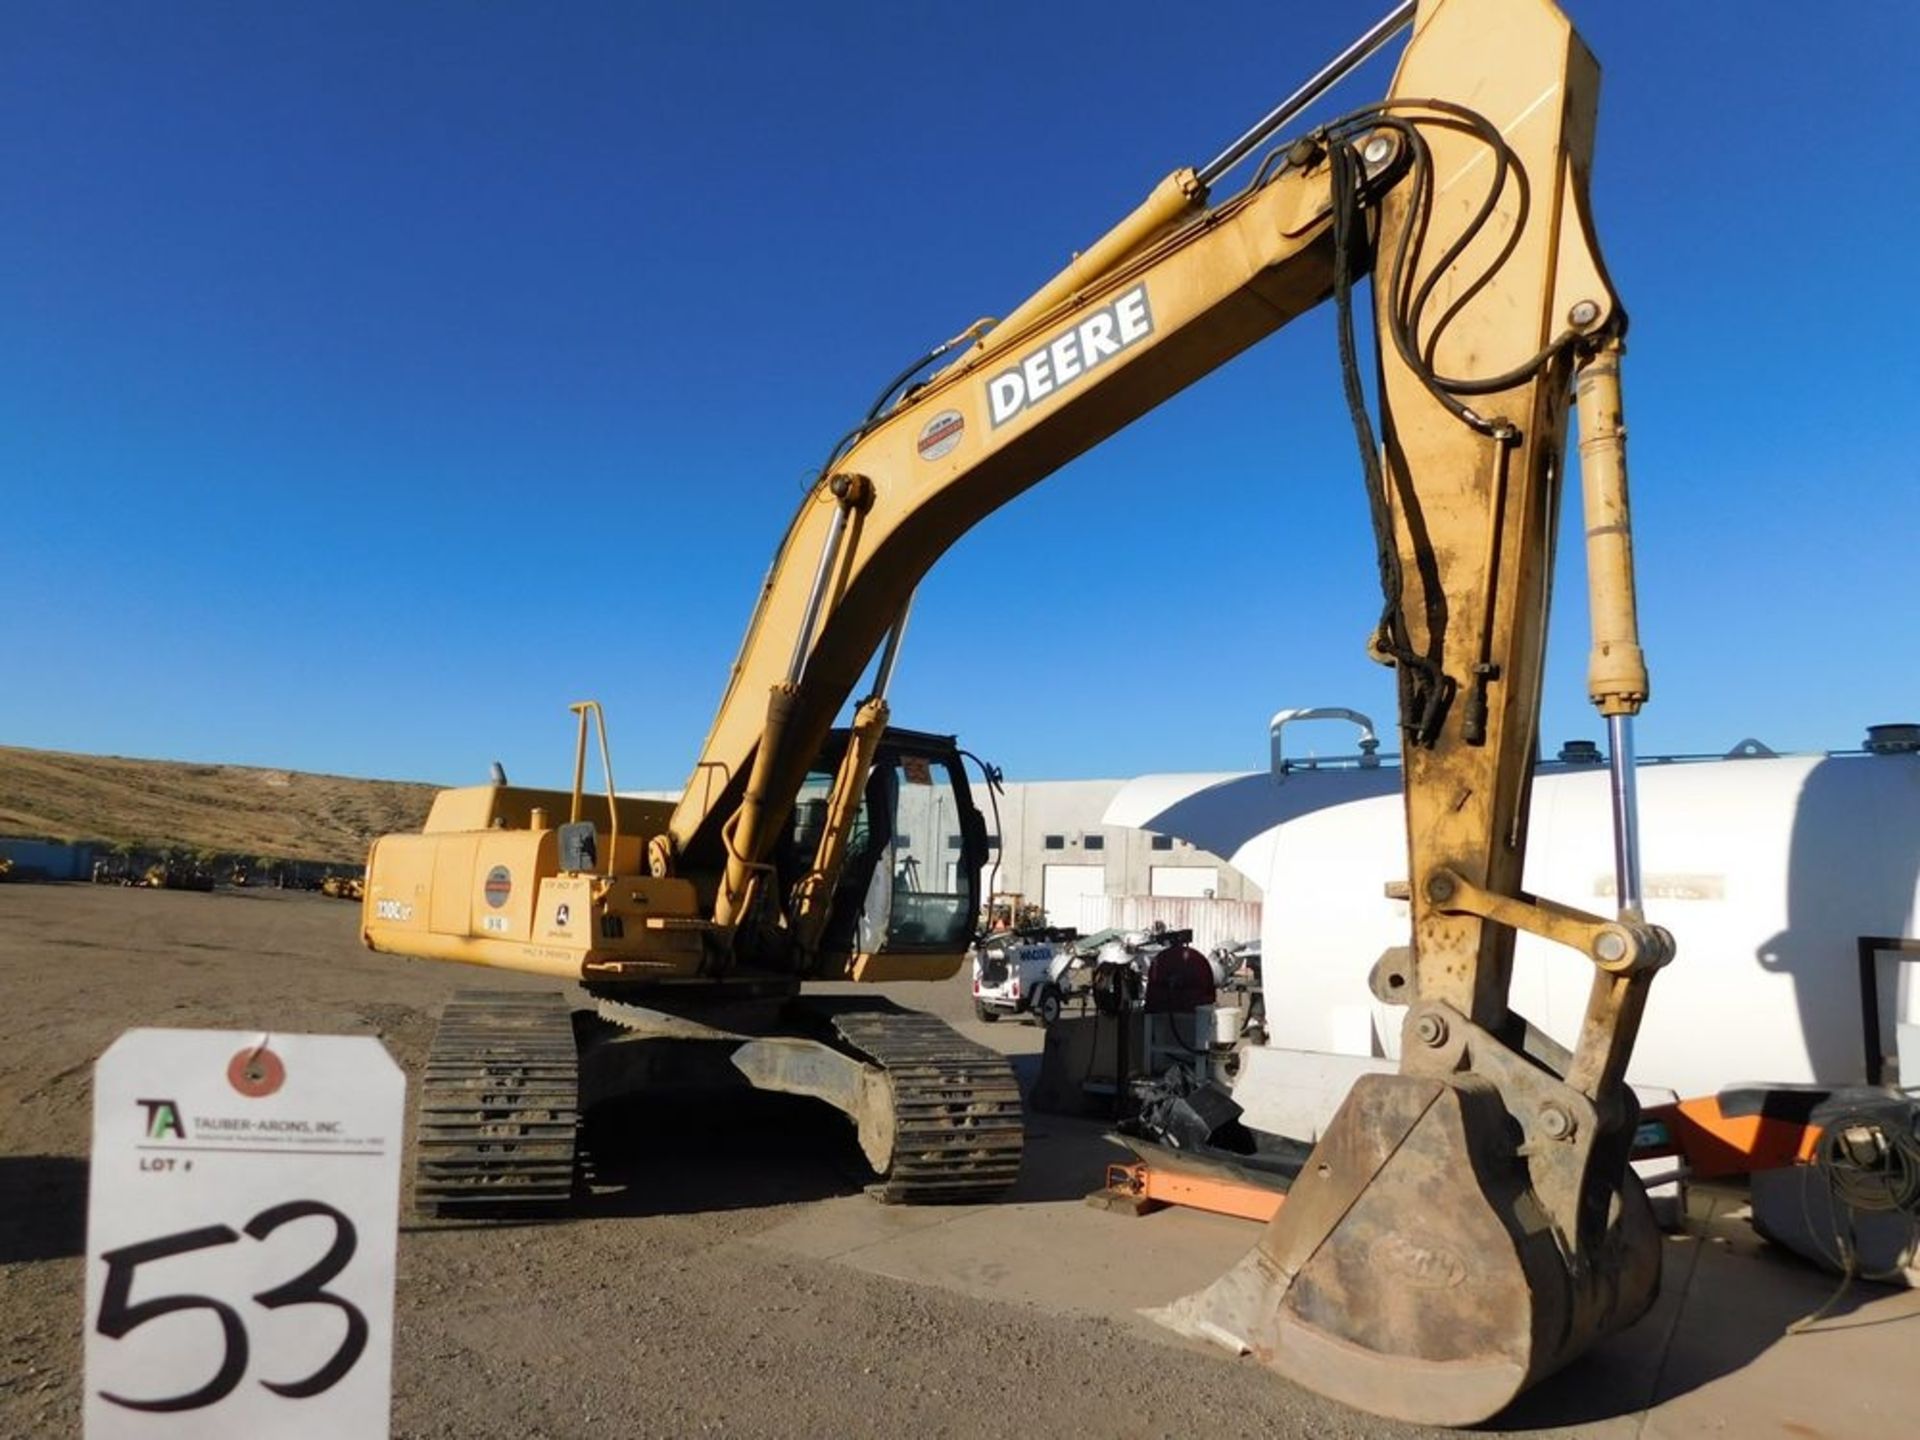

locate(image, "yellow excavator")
[[362, 0, 1672, 1422]]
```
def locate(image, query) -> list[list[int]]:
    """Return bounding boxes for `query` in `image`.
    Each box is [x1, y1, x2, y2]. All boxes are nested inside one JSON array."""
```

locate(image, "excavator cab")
[[777, 726, 988, 980], [362, 710, 987, 987]]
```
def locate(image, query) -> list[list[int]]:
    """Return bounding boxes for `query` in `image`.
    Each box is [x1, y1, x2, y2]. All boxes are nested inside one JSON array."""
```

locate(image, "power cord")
[[1785, 1097, 1920, 1334]]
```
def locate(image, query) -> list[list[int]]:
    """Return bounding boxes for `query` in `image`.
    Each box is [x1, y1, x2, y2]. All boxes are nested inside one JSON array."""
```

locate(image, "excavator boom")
[[362, 0, 1669, 1422]]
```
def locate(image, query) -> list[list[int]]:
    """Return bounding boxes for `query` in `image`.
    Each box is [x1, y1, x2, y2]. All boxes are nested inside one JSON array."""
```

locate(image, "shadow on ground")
[[574, 1081, 1129, 1214], [1008, 1114, 1135, 1205], [425, 1053, 1123, 1227], [1490, 1225, 1910, 1430], [0, 1155, 88, 1263], [576, 1090, 870, 1218]]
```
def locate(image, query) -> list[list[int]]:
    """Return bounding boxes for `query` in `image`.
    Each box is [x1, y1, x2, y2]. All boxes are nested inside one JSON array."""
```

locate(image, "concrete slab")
[[754, 1105, 1256, 1334], [759, 1118, 1920, 1438], [757, 1193, 991, 1262], [1640, 1197, 1920, 1440], [808, 976, 1920, 1435], [756, 1187, 1256, 1337]]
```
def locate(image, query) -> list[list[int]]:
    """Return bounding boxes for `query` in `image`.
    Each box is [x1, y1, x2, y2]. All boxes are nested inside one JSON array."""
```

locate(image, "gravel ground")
[[0, 882, 1481, 1440]]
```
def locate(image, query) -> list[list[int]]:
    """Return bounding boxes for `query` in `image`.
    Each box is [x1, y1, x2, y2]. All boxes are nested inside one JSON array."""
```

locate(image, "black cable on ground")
[[1786, 1099, 1920, 1334]]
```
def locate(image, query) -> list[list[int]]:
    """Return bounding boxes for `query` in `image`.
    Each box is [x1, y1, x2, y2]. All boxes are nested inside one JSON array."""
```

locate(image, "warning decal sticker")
[[916, 409, 965, 462], [483, 865, 512, 908]]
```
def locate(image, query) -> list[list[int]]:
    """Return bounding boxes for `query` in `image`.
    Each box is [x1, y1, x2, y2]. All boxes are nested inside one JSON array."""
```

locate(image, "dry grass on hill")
[[0, 745, 436, 863]]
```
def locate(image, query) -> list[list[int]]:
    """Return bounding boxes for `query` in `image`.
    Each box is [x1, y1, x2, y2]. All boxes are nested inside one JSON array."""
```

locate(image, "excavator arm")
[[364, 0, 1670, 1420], [666, 0, 1644, 953], [666, 0, 1669, 1416]]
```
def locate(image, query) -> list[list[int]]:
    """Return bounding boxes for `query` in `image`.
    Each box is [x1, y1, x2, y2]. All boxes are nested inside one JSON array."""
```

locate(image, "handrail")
[[1269, 706, 1383, 780], [568, 700, 620, 876]]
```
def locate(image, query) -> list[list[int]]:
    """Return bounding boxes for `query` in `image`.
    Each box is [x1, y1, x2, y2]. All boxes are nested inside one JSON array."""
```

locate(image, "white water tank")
[[1108, 744, 1920, 1101]]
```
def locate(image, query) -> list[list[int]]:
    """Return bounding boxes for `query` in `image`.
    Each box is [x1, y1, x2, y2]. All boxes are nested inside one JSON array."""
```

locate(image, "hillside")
[[0, 745, 438, 864]]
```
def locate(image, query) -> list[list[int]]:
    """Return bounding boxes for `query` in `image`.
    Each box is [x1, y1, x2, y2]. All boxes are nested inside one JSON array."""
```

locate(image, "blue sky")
[[3, 2, 1915, 790]]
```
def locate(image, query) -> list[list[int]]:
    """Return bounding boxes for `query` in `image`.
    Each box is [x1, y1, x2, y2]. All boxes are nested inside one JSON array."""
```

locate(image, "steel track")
[[810, 1005, 1025, 1203], [414, 989, 579, 1214]]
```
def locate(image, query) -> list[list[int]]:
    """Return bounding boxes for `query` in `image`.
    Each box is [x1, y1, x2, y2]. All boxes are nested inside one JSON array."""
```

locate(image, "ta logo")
[[137, 1097, 188, 1141]]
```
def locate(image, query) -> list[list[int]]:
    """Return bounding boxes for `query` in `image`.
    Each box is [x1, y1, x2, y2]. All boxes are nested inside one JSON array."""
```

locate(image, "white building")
[[977, 779, 1260, 938]]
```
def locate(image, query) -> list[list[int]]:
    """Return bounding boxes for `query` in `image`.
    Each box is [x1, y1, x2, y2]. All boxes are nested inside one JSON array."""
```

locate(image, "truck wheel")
[[1032, 984, 1063, 1028], [974, 1001, 1000, 1023]]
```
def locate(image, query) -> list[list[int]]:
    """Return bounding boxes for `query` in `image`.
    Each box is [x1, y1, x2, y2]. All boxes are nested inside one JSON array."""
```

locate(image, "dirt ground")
[[13, 884, 1917, 1440], [0, 883, 1444, 1440]]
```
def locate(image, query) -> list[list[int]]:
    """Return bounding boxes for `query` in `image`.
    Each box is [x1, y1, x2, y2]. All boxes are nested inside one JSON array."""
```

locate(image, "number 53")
[[95, 1199, 367, 1413]]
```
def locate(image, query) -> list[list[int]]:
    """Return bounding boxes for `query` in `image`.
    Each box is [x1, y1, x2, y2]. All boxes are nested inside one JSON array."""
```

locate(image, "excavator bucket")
[[1161, 0, 1667, 1423], [1158, 1074, 1660, 1424]]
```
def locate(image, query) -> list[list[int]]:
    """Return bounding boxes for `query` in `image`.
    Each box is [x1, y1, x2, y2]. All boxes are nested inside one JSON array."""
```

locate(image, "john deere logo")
[[483, 866, 512, 908], [137, 1098, 187, 1140], [1371, 1231, 1469, 1290], [986, 283, 1154, 428]]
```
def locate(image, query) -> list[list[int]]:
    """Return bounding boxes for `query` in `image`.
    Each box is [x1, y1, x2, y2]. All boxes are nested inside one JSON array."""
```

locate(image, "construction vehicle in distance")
[[319, 873, 365, 901], [138, 860, 215, 892], [363, 0, 1670, 1423]]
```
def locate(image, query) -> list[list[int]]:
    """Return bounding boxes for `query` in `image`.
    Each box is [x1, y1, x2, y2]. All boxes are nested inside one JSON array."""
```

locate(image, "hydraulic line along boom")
[[362, 2, 1670, 1422]]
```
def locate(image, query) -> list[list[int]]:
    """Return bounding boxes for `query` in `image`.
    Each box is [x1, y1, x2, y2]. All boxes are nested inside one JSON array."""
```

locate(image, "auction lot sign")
[[85, 1031, 403, 1438]]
